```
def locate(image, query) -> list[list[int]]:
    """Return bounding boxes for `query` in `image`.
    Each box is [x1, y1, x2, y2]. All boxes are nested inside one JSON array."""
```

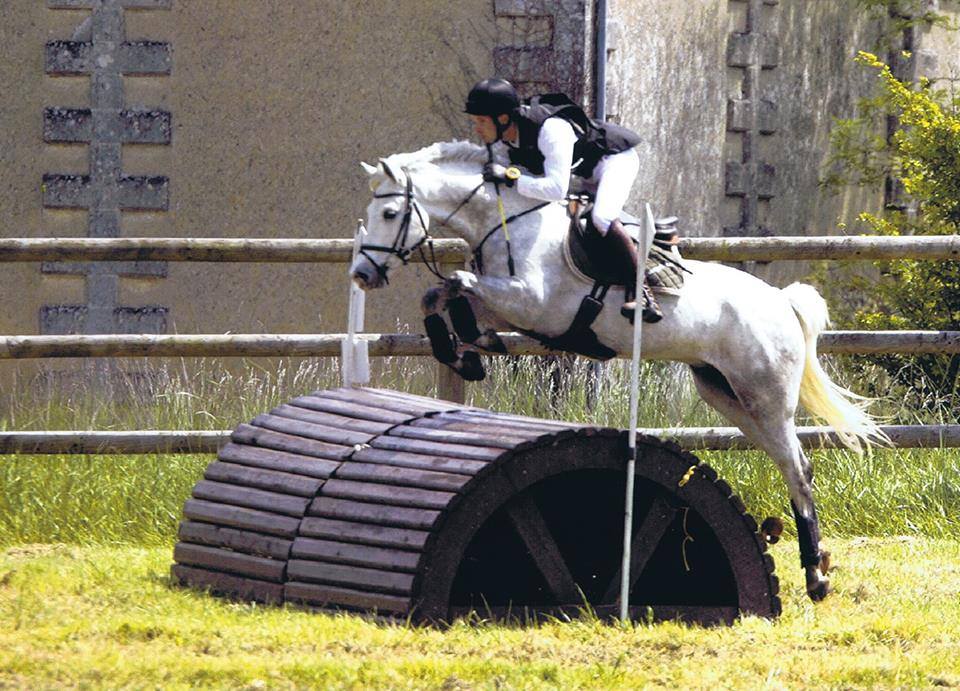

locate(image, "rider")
[[464, 77, 662, 323]]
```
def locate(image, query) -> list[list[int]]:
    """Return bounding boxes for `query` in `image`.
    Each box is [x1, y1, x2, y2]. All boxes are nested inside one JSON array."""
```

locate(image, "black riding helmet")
[[464, 78, 520, 117]]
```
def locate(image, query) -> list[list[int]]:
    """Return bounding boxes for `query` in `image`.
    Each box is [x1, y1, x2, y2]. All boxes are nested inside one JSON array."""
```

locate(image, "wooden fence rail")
[[0, 235, 958, 263], [1, 331, 958, 359], [2, 424, 957, 455], [1, 234, 956, 455]]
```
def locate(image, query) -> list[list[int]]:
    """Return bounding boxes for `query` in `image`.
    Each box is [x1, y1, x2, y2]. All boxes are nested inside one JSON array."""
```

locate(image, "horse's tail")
[[781, 282, 887, 453]]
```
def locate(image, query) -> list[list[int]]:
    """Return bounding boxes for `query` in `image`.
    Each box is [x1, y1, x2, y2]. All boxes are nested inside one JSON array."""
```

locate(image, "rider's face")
[[470, 114, 510, 144]]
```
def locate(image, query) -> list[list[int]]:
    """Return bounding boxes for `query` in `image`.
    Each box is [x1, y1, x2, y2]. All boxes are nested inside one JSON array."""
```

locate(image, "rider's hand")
[[483, 162, 517, 187]]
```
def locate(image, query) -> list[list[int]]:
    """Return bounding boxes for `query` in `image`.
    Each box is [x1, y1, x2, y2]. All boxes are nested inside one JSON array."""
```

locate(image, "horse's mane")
[[383, 140, 488, 173]]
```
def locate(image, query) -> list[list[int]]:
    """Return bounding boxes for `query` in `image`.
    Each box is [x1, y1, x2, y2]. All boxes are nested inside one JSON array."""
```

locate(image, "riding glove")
[[483, 162, 518, 187]]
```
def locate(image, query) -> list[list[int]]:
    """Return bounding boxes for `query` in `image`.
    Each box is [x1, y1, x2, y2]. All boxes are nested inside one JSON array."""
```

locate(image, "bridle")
[[360, 167, 483, 284]]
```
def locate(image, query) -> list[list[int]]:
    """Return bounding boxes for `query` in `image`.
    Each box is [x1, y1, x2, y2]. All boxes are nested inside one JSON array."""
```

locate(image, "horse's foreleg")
[[439, 275, 508, 354], [446, 270, 542, 331], [421, 287, 485, 381]]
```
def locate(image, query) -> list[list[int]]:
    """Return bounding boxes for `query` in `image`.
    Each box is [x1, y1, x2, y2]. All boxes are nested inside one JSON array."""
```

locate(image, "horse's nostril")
[[353, 270, 369, 285]]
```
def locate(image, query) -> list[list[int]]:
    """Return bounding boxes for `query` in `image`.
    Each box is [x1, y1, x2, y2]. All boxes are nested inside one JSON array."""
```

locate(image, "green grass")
[[1, 356, 958, 545], [1, 539, 959, 689], [1, 357, 959, 688]]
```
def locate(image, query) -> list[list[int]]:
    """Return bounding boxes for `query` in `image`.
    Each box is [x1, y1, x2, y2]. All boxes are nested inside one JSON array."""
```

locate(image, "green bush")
[[823, 51, 960, 408]]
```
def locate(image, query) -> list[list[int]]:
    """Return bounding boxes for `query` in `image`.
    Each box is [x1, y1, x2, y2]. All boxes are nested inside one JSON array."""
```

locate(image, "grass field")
[[1, 539, 959, 689], [1, 357, 959, 688]]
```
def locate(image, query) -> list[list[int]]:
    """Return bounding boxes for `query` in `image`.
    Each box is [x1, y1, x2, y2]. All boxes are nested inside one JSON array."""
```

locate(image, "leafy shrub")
[[823, 51, 960, 408]]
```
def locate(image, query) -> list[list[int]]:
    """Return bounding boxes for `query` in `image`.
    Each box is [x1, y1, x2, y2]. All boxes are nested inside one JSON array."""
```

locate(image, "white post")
[[619, 203, 657, 622], [342, 220, 370, 387]]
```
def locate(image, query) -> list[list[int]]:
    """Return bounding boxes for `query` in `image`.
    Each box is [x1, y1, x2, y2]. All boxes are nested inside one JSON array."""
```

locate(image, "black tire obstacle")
[[172, 387, 780, 624]]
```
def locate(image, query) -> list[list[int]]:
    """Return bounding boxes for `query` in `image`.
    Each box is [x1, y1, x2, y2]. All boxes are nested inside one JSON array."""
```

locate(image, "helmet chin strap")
[[493, 114, 511, 143]]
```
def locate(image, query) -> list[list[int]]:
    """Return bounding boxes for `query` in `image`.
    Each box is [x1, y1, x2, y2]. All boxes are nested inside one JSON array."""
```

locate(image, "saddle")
[[565, 204, 688, 293], [522, 203, 690, 362]]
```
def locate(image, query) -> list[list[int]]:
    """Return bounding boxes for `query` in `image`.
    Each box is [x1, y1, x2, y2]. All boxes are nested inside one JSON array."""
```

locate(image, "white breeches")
[[585, 148, 640, 235]]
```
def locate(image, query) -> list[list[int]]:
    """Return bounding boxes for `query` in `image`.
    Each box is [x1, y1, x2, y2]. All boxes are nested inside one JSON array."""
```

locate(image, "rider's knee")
[[590, 209, 613, 235]]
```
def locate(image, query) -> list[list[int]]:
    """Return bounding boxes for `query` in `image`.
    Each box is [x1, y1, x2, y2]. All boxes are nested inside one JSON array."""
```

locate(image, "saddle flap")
[[565, 206, 688, 290]]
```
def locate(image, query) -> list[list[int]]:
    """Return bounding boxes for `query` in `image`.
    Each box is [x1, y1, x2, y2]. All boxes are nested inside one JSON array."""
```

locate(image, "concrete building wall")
[[0, 0, 499, 348], [1, 0, 958, 388], [609, 0, 896, 284]]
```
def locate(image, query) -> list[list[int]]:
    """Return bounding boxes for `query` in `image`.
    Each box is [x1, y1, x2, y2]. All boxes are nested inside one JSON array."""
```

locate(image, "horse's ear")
[[360, 161, 378, 176], [378, 157, 404, 184]]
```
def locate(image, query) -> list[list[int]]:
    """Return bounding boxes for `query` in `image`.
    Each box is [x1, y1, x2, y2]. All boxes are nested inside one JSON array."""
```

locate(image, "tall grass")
[[1, 355, 958, 546]]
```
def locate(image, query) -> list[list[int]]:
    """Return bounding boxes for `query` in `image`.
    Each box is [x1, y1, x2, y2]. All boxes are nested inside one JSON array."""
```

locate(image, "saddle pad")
[[564, 222, 688, 295]]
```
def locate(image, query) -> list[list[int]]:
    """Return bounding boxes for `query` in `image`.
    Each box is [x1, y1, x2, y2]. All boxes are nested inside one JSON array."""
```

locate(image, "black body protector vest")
[[508, 93, 641, 179]]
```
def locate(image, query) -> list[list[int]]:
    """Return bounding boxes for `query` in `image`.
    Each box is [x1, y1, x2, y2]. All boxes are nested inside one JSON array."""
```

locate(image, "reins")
[[471, 201, 550, 275]]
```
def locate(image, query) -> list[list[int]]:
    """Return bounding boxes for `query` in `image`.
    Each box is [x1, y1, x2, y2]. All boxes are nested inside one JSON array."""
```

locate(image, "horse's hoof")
[[458, 352, 486, 381], [807, 578, 831, 602], [760, 516, 784, 544]]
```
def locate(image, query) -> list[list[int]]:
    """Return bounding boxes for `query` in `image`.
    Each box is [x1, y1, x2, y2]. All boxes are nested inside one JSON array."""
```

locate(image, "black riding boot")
[[603, 220, 663, 323]]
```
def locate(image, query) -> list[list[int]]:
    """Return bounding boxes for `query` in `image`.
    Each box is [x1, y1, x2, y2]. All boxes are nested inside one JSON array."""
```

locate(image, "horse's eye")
[[383, 208, 398, 220]]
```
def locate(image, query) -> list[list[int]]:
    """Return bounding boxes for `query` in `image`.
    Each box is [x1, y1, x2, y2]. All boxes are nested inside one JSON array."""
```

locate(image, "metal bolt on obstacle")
[[678, 465, 699, 487]]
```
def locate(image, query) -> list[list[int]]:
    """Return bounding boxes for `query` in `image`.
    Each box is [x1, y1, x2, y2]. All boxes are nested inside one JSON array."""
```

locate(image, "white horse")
[[350, 140, 884, 602]]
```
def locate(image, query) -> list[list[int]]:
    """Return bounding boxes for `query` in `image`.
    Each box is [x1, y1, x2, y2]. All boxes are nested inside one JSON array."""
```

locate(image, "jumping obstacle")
[[172, 387, 781, 625]]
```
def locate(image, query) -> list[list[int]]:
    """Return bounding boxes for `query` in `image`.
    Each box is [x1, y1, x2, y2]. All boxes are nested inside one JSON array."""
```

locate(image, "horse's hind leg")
[[689, 364, 831, 601], [421, 287, 485, 381]]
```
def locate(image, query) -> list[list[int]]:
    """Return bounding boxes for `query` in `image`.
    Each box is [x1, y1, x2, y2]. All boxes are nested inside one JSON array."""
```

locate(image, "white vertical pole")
[[619, 202, 656, 622], [342, 220, 370, 388]]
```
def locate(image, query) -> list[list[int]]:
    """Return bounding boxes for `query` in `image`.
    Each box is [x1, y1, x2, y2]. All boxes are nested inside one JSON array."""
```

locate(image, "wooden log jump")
[[171, 387, 781, 625]]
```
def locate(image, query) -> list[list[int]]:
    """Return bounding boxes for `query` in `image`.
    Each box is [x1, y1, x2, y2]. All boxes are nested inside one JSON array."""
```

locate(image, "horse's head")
[[351, 157, 431, 290]]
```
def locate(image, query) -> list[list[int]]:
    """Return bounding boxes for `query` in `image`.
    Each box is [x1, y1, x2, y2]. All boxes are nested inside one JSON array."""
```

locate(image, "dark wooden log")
[[218, 442, 341, 478], [251, 413, 374, 447], [298, 517, 431, 550], [291, 537, 421, 572], [307, 497, 441, 531], [231, 424, 353, 461], [284, 581, 410, 614], [286, 559, 414, 594], [387, 424, 520, 449], [317, 387, 456, 417], [182, 499, 301, 537], [269, 403, 393, 434], [177, 520, 292, 560], [203, 462, 324, 498], [192, 480, 311, 518], [289, 395, 412, 424], [351, 446, 487, 475], [371, 435, 504, 461], [174, 543, 286, 582], [172, 564, 284, 604], [333, 463, 473, 493], [319, 479, 455, 510]]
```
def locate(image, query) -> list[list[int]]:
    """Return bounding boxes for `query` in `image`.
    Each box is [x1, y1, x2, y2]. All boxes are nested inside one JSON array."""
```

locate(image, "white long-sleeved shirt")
[[512, 117, 579, 202]]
